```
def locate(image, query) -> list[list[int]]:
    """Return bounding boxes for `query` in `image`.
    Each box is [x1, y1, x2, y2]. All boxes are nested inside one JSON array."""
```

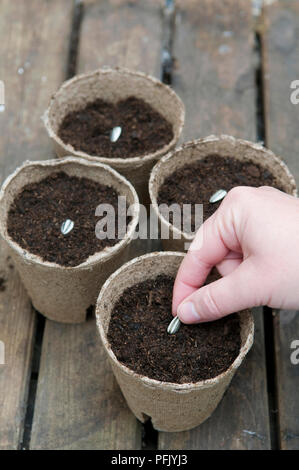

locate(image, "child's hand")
[[172, 186, 299, 323]]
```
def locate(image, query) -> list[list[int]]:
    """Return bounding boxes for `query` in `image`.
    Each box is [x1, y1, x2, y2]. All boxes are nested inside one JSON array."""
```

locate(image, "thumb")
[[177, 258, 264, 323]]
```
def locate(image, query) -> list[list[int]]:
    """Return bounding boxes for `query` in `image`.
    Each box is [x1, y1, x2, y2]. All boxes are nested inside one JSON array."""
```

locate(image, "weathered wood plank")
[[262, 0, 299, 450], [172, 0, 256, 143], [262, 0, 299, 182], [31, 0, 164, 449], [159, 0, 271, 449], [0, 0, 73, 449], [78, 0, 163, 76], [30, 317, 141, 450], [0, 243, 35, 450], [274, 311, 299, 450], [0, 0, 73, 180]]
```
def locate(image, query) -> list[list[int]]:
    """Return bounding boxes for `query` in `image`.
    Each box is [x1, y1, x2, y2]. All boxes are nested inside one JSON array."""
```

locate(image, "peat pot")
[[96, 251, 254, 432], [0, 157, 139, 323], [149, 135, 297, 251], [43, 67, 185, 205]]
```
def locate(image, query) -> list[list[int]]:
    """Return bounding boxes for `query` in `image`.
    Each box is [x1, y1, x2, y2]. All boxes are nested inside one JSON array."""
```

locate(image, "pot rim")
[[149, 134, 298, 241], [43, 67, 185, 167], [96, 251, 255, 392], [0, 156, 140, 271]]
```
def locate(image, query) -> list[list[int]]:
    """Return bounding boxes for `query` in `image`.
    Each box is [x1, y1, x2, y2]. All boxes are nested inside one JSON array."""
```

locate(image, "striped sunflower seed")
[[167, 316, 181, 335], [61, 219, 74, 235], [209, 189, 227, 203]]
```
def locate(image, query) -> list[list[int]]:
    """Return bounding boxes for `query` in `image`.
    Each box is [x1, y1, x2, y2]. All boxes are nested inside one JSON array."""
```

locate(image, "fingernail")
[[177, 301, 200, 323]]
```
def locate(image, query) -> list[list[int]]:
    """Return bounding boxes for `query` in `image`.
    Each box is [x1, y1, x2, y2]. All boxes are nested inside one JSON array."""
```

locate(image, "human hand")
[[172, 186, 299, 323]]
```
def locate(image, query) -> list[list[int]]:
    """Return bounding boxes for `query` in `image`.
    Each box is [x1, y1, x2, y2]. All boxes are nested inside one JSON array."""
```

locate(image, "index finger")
[[172, 213, 229, 315]]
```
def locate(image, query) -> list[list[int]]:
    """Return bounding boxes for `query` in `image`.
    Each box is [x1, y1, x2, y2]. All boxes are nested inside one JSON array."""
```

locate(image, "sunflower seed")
[[110, 126, 122, 143], [167, 316, 181, 335], [209, 189, 227, 203], [61, 219, 74, 235]]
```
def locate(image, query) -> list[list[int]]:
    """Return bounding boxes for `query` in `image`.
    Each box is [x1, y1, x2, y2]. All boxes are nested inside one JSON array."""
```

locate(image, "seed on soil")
[[110, 126, 122, 143], [157, 155, 285, 231], [58, 96, 174, 159], [108, 273, 241, 383], [209, 189, 227, 203], [7, 172, 131, 267], [61, 219, 74, 235]]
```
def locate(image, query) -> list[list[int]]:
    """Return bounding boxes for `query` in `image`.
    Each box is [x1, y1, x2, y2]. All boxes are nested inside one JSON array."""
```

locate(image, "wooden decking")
[[0, 0, 298, 450]]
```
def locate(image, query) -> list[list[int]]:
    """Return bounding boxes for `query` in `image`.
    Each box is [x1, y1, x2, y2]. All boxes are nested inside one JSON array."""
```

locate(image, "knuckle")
[[226, 186, 251, 202], [189, 250, 210, 271], [257, 185, 277, 193], [222, 186, 258, 215]]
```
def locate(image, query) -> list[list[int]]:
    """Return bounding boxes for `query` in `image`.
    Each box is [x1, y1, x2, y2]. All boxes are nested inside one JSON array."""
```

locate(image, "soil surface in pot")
[[58, 96, 174, 159], [157, 154, 284, 231], [108, 271, 241, 383], [7, 172, 130, 267]]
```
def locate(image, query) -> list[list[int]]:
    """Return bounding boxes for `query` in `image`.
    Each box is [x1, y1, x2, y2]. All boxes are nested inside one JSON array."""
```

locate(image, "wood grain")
[[159, 0, 271, 449], [262, 0, 299, 182], [262, 0, 299, 450], [273, 311, 299, 450], [30, 317, 141, 449], [78, 0, 163, 76], [0, 243, 35, 450], [0, 0, 73, 181], [31, 0, 164, 449], [172, 0, 256, 143], [0, 0, 73, 449]]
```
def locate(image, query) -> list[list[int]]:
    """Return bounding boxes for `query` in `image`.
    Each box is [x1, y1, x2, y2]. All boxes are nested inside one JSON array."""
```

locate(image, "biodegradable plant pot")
[[96, 252, 254, 432], [149, 134, 298, 252], [43, 67, 185, 205], [0, 157, 139, 323]]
